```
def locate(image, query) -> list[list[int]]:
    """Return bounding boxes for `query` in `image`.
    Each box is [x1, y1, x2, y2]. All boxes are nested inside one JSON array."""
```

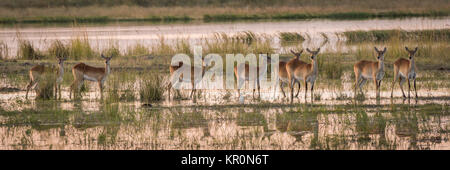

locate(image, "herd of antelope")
[[25, 46, 419, 101], [26, 54, 113, 100]]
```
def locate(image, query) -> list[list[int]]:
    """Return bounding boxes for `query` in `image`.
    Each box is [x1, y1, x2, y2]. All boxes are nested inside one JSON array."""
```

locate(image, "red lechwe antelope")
[[391, 47, 418, 99], [234, 53, 272, 100], [353, 47, 386, 97], [275, 50, 302, 98], [168, 60, 206, 100], [286, 48, 321, 102], [69, 54, 112, 99], [26, 55, 67, 99]]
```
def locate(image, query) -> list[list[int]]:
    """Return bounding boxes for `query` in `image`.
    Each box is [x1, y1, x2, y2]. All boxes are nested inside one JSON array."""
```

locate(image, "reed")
[[69, 33, 95, 60], [125, 43, 150, 57], [47, 40, 69, 59], [17, 39, 42, 60], [35, 73, 56, 100], [139, 74, 164, 102], [344, 29, 450, 43]]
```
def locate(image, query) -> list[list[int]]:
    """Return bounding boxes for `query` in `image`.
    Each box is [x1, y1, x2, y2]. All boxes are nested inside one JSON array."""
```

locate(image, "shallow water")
[[0, 67, 448, 149], [0, 97, 448, 150], [0, 17, 449, 58]]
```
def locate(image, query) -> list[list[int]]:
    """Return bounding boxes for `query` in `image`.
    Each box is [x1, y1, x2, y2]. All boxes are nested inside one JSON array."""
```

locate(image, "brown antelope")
[[234, 62, 260, 99], [286, 48, 321, 102], [354, 47, 386, 97], [234, 53, 273, 100], [275, 50, 302, 98], [25, 55, 67, 99], [391, 47, 418, 98], [69, 54, 112, 99], [167, 60, 206, 100]]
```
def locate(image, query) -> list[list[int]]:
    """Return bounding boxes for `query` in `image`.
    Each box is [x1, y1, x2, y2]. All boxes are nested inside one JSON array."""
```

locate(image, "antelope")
[[69, 54, 112, 99], [275, 50, 302, 98], [354, 47, 386, 97], [286, 48, 321, 102], [234, 53, 272, 100], [391, 47, 418, 99], [25, 55, 67, 99], [167, 60, 206, 100]]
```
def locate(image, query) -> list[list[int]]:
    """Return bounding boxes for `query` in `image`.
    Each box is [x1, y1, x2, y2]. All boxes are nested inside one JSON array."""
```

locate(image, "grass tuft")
[[17, 39, 42, 60], [344, 29, 450, 43], [139, 74, 163, 102], [47, 39, 69, 59], [279, 32, 305, 46], [69, 33, 95, 60]]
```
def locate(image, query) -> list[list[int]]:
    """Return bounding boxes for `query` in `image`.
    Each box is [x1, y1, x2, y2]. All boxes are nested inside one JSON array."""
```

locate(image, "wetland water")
[[0, 17, 449, 57], [0, 65, 448, 149], [0, 18, 449, 150]]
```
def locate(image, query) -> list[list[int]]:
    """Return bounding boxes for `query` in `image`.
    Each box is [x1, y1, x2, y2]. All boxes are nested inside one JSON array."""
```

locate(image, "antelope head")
[[306, 48, 320, 60], [405, 46, 418, 60], [56, 55, 68, 65], [101, 53, 113, 65], [374, 47, 387, 61], [290, 49, 303, 59]]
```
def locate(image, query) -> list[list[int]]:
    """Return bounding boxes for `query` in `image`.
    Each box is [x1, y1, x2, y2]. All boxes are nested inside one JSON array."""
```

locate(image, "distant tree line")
[[1, 0, 445, 10], [1, 0, 282, 8]]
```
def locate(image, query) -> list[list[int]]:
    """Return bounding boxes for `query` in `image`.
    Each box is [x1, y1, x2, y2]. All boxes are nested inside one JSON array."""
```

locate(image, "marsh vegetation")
[[0, 17, 449, 150], [0, 0, 448, 23]]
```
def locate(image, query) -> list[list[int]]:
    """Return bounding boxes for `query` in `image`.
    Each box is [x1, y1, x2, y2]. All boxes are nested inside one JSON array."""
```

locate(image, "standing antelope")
[[354, 47, 386, 97], [286, 48, 321, 102], [69, 54, 112, 99], [391, 47, 418, 99], [275, 50, 301, 98], [234, 53, 272, 100], [234, 61, 261, 99], [168, 60, 206, 100], [26, 55, 67, 99]]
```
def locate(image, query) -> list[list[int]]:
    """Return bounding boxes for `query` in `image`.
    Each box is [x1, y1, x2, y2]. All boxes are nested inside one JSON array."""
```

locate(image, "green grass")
[[319, 55, 346, 79], [34, 73, 57, 100], [204, 11, 449, 22], [344, 29, 450, 43], [17, 39, 43, 60], [0, 16, 195, 24], [0, 0, 449, 24], [139, 74, 164, 102], [125, 43, 150, 57], [47, 40, 69, 59], [279, 32, 305, 45], [69, 34, 95, 60]]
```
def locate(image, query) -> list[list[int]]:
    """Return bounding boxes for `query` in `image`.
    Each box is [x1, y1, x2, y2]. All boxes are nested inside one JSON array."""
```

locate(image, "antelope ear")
[[101, 53, 106, 59], [383, 47, 387, 52], [306, 48, 312, 53], [414, 47, 418, 52], [316, 48, 321, 53], [299, 49, 304, 54], [374, 47, 379, 52]]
